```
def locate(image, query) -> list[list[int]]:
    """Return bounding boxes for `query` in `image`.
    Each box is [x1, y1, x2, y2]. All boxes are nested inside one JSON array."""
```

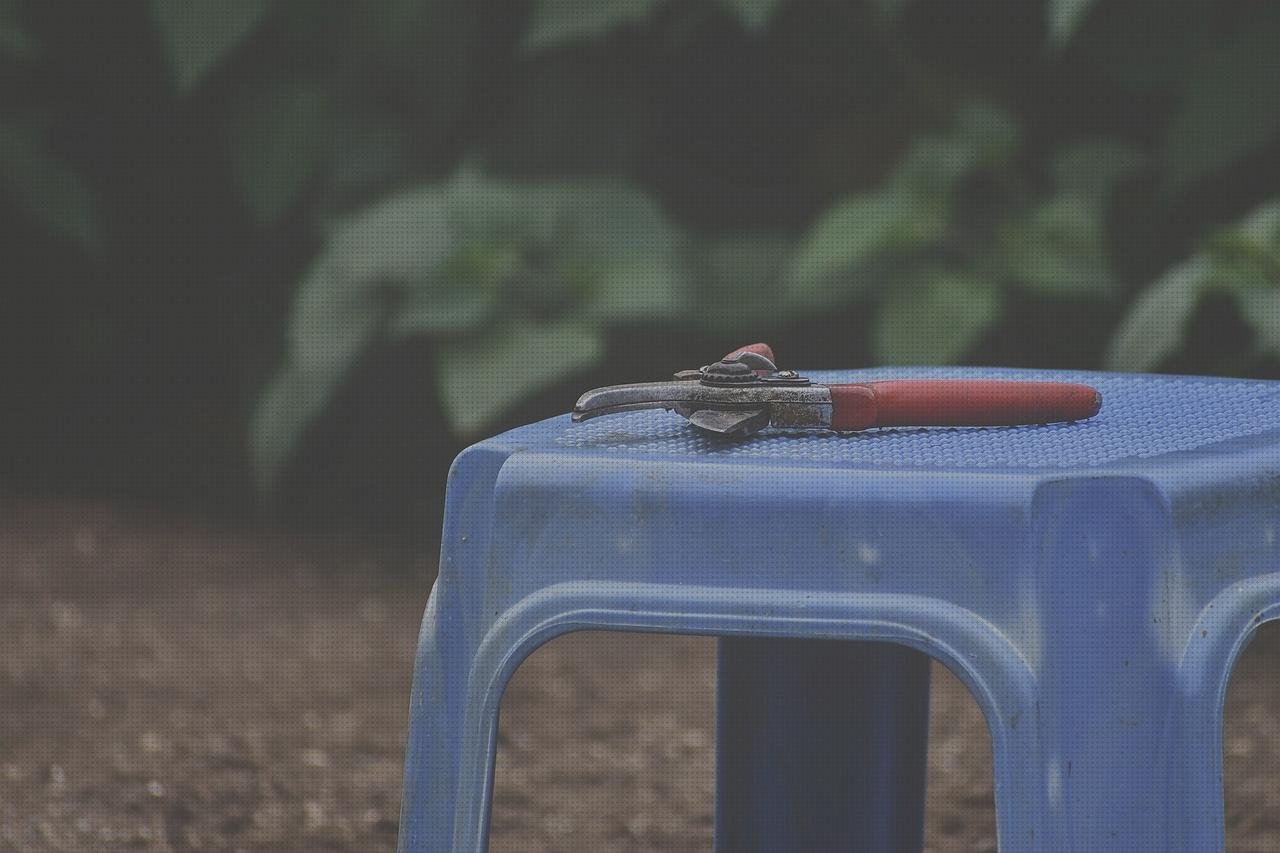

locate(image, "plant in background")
[[783, 105, 1139, 364], [1091, 1, 1280, 372], [4, 0, 1280, 512], [251, 168, 687, 487], [1109, 202, 1280, 372]]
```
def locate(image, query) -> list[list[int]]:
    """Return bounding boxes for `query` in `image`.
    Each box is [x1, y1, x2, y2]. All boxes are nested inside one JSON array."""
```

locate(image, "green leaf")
[[1238, 288, 1280, 355], [1162, 10, 1280, 194], [785, 192, 920, 304], [1207, 201, 1280, 349], [999, 141, 1139, 297], [785, 103, 1018, 304], [1104, 255, 1212, 371], [588, 253, 687, 321], [288, 184, 464, 374], [250, 362, 343, 492], [522, 0, 660, 53], [1046, 0, 1096, 51], [0, 123, 102, 254], [387, 289, 499, 341], [0, 0, 40, 60], [1052, 141, 1143, 200], [565, 183, 687, 322], [434, 317, 604, 435], [719, 0, 778, 30], [438, 171, 687, 322], [1132, 185, 1280, 375], [225, 81, 336, 225], [151, 0, 271, 92], [890, 139, 979, 198], [873, 269, 1000, 365], [951, 102, 1021, 171], [1203, 201, 1280, 292], [890, 104, 1019, 196], [1223, 199, 1280, 248], [1000, 195, 1114, 296]]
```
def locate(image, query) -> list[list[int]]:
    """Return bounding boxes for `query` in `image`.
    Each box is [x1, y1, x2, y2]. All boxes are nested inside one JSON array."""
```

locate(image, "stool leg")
[[715, 637, 931, 853], [399, 446, 511, 853], [1009, 476, 1225, 852], [398, 591, 502, 853]]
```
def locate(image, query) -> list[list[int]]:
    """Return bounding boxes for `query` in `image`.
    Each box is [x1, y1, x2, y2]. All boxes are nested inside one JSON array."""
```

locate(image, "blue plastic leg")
[[715, 637, 931, 853], [399, 447, 509, 853], [1017, 477, 1226, 852], [399, 570, 531, 853]]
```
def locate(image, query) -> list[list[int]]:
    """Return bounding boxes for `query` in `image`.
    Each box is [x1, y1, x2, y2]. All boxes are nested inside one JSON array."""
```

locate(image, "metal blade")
[[687, 407, 770, 437], [571, 380, 832, 429], [572, 381, 697, 422]]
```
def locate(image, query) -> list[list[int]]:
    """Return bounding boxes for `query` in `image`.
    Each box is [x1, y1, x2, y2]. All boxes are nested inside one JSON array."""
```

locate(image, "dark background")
[[5, 0, 1280, 545]]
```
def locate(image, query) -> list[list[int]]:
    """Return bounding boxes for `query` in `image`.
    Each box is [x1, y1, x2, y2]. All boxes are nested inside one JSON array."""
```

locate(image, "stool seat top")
[[490, 368, 1280, 473]]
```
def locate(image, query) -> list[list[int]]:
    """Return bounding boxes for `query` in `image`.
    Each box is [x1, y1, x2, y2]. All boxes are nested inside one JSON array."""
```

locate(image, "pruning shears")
[[572, 343, 1101, 439]]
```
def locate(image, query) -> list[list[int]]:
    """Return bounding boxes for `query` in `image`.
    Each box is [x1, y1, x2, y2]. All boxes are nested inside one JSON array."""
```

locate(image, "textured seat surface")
[[515, 368, 1280, 471]]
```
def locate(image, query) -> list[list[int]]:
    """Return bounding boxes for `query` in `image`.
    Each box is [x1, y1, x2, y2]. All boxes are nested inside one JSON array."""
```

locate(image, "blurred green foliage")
[[252, 168, 685, 485], [4, 0, 1280, 513], [1107, 201, 1280, 371]]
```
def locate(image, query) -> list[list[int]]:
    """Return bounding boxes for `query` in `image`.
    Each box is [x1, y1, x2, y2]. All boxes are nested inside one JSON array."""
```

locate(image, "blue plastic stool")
[[398, 368, 1280, 852]]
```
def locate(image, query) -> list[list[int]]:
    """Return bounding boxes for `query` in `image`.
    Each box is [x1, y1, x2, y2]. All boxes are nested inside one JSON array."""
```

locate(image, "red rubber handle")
[[830, 380, 1101, 431]]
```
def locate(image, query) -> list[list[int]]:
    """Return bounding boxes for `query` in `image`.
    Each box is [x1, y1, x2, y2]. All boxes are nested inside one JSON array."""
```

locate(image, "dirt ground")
[[2, 500, 1279, 852]]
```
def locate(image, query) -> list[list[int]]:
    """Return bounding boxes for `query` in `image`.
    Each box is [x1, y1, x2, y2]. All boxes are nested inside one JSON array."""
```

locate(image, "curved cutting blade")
[[687, 407, 770, 437], [571, 380, 832, 430]]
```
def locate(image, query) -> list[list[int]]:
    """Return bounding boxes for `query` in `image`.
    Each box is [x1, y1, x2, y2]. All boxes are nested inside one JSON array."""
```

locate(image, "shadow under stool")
[[398, 367, 1280, 852]]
